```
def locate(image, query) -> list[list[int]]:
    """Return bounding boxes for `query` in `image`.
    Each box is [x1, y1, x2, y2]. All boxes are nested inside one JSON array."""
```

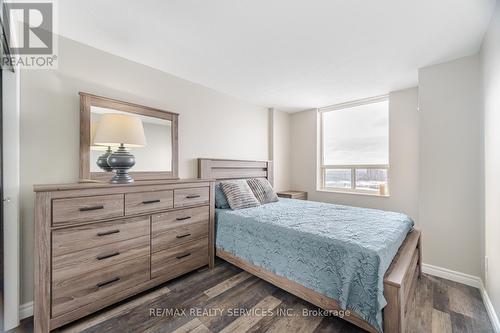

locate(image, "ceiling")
[[58, 0, 496, 112]]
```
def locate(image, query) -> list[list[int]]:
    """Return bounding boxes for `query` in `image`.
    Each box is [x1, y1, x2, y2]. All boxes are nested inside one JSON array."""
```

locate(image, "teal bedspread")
[[215, 198, 414, 332]]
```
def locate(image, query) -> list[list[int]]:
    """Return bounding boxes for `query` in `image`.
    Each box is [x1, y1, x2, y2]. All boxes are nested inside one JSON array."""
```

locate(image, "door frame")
[[2, 0, 24, 327], [2, 63, 21, 331]]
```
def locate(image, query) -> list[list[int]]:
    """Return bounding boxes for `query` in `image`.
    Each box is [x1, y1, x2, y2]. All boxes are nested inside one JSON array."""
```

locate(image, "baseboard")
[[422, 263, 482, 288], [422, 263, 500, 333], [19, 301, 33, 320], [480, 281, 500, 333]]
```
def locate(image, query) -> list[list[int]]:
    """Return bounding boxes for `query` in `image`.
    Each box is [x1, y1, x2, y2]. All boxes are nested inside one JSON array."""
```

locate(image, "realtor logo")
[[1, 0, 57, 68]]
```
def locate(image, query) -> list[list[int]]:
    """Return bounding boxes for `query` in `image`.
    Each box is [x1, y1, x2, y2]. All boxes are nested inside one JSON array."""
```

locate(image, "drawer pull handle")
[[176, 216, 191, 221], [142, 199, 161, 204], [96, 277, 120, 288], [79, 205, 104, 212], [176, 253, 191, 259], [97, 229, 120, 237], [176, 233, 191, 239], [97, 252, 120, 260], [186, 195, 200, 199]]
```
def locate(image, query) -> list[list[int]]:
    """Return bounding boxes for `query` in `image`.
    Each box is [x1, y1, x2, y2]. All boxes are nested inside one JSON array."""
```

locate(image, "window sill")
[[316, 189, 391, 198]]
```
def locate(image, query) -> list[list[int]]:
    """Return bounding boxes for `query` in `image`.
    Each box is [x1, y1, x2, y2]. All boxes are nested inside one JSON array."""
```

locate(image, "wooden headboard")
[[198, 158, 273, 186]]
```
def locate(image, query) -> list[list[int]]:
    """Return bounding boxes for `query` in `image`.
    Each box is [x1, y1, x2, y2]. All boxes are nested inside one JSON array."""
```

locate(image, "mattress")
[[215, 198, 414, 331]]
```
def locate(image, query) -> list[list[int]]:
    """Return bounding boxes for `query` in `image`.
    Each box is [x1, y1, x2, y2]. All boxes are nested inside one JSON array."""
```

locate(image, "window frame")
[[318, 95, 390, 196]]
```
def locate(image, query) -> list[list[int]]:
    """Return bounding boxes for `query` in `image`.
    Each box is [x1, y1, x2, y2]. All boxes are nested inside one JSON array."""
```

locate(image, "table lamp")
[[93, 113, 147, 183]]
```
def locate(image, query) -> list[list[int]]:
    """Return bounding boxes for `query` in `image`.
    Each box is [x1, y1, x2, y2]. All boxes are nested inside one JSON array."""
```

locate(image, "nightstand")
[[277, 190, 308, 200]]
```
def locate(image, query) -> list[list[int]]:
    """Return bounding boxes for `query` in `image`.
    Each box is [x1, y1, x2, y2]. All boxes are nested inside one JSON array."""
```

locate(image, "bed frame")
[[198, 158, 421, 333]]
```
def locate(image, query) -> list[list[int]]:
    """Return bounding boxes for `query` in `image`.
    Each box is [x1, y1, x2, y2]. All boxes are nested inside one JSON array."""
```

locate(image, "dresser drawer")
[[52, 194, 124, 225], [52, 216, 150, 257], [174, 187, 209, 208], [125, 190, 173, 215], [151, 238, 208, 279], [152, 206, 209, 253], [52, 235, 150, 282], [52, 256, 150, 317]]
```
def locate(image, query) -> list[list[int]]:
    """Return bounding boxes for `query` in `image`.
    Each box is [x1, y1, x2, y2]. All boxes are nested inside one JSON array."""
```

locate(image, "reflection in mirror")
[[90, 106, 172, 173]]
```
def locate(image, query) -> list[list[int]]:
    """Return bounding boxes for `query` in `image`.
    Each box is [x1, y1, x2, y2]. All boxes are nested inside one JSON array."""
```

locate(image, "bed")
[[198, 158, 421, 333]]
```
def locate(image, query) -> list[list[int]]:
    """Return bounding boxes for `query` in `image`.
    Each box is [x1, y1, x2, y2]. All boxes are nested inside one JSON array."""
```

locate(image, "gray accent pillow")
[[215, 183, 230, 209], [219, 180, 260, 210], [247, 178, 279, 204]]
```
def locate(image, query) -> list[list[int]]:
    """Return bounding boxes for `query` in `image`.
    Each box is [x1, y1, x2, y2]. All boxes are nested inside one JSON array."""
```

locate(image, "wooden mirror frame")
[[79, 92, 179, 181]]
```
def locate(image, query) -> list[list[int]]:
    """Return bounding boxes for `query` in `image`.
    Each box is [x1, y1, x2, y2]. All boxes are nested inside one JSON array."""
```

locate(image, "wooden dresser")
[[33, 179, 215, 332]]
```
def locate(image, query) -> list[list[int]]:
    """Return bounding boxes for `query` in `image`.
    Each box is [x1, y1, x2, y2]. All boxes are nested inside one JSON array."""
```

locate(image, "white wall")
[[481, 0, 500, 320], [19, 36, 270, 304], [418, 55, 483, 277], [290, 88, 420, 221], [270, 108, 291, 191]]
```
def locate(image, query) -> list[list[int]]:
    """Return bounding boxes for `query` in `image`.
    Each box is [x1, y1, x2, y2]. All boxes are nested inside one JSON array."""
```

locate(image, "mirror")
[[80, 92, 178, 181], [90, 107, 172, 172]]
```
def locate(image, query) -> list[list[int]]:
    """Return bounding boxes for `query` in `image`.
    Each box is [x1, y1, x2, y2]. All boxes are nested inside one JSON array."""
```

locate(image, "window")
[[319, 96, 389, 195]]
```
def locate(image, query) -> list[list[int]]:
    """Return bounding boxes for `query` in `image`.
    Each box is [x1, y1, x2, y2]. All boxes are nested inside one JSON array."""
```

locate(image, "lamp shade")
[[90, 121, 109, 151], [93, 114, 147, 148]]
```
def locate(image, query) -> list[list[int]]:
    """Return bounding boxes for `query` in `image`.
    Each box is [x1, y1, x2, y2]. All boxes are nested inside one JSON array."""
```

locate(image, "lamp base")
[[107, 144, 136, 184], [96, 146, 114, 172], [110, 170, 134, 184]]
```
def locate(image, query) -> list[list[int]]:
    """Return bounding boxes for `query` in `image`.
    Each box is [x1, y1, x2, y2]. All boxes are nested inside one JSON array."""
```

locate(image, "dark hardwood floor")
[[9, 260, 494, 333]]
